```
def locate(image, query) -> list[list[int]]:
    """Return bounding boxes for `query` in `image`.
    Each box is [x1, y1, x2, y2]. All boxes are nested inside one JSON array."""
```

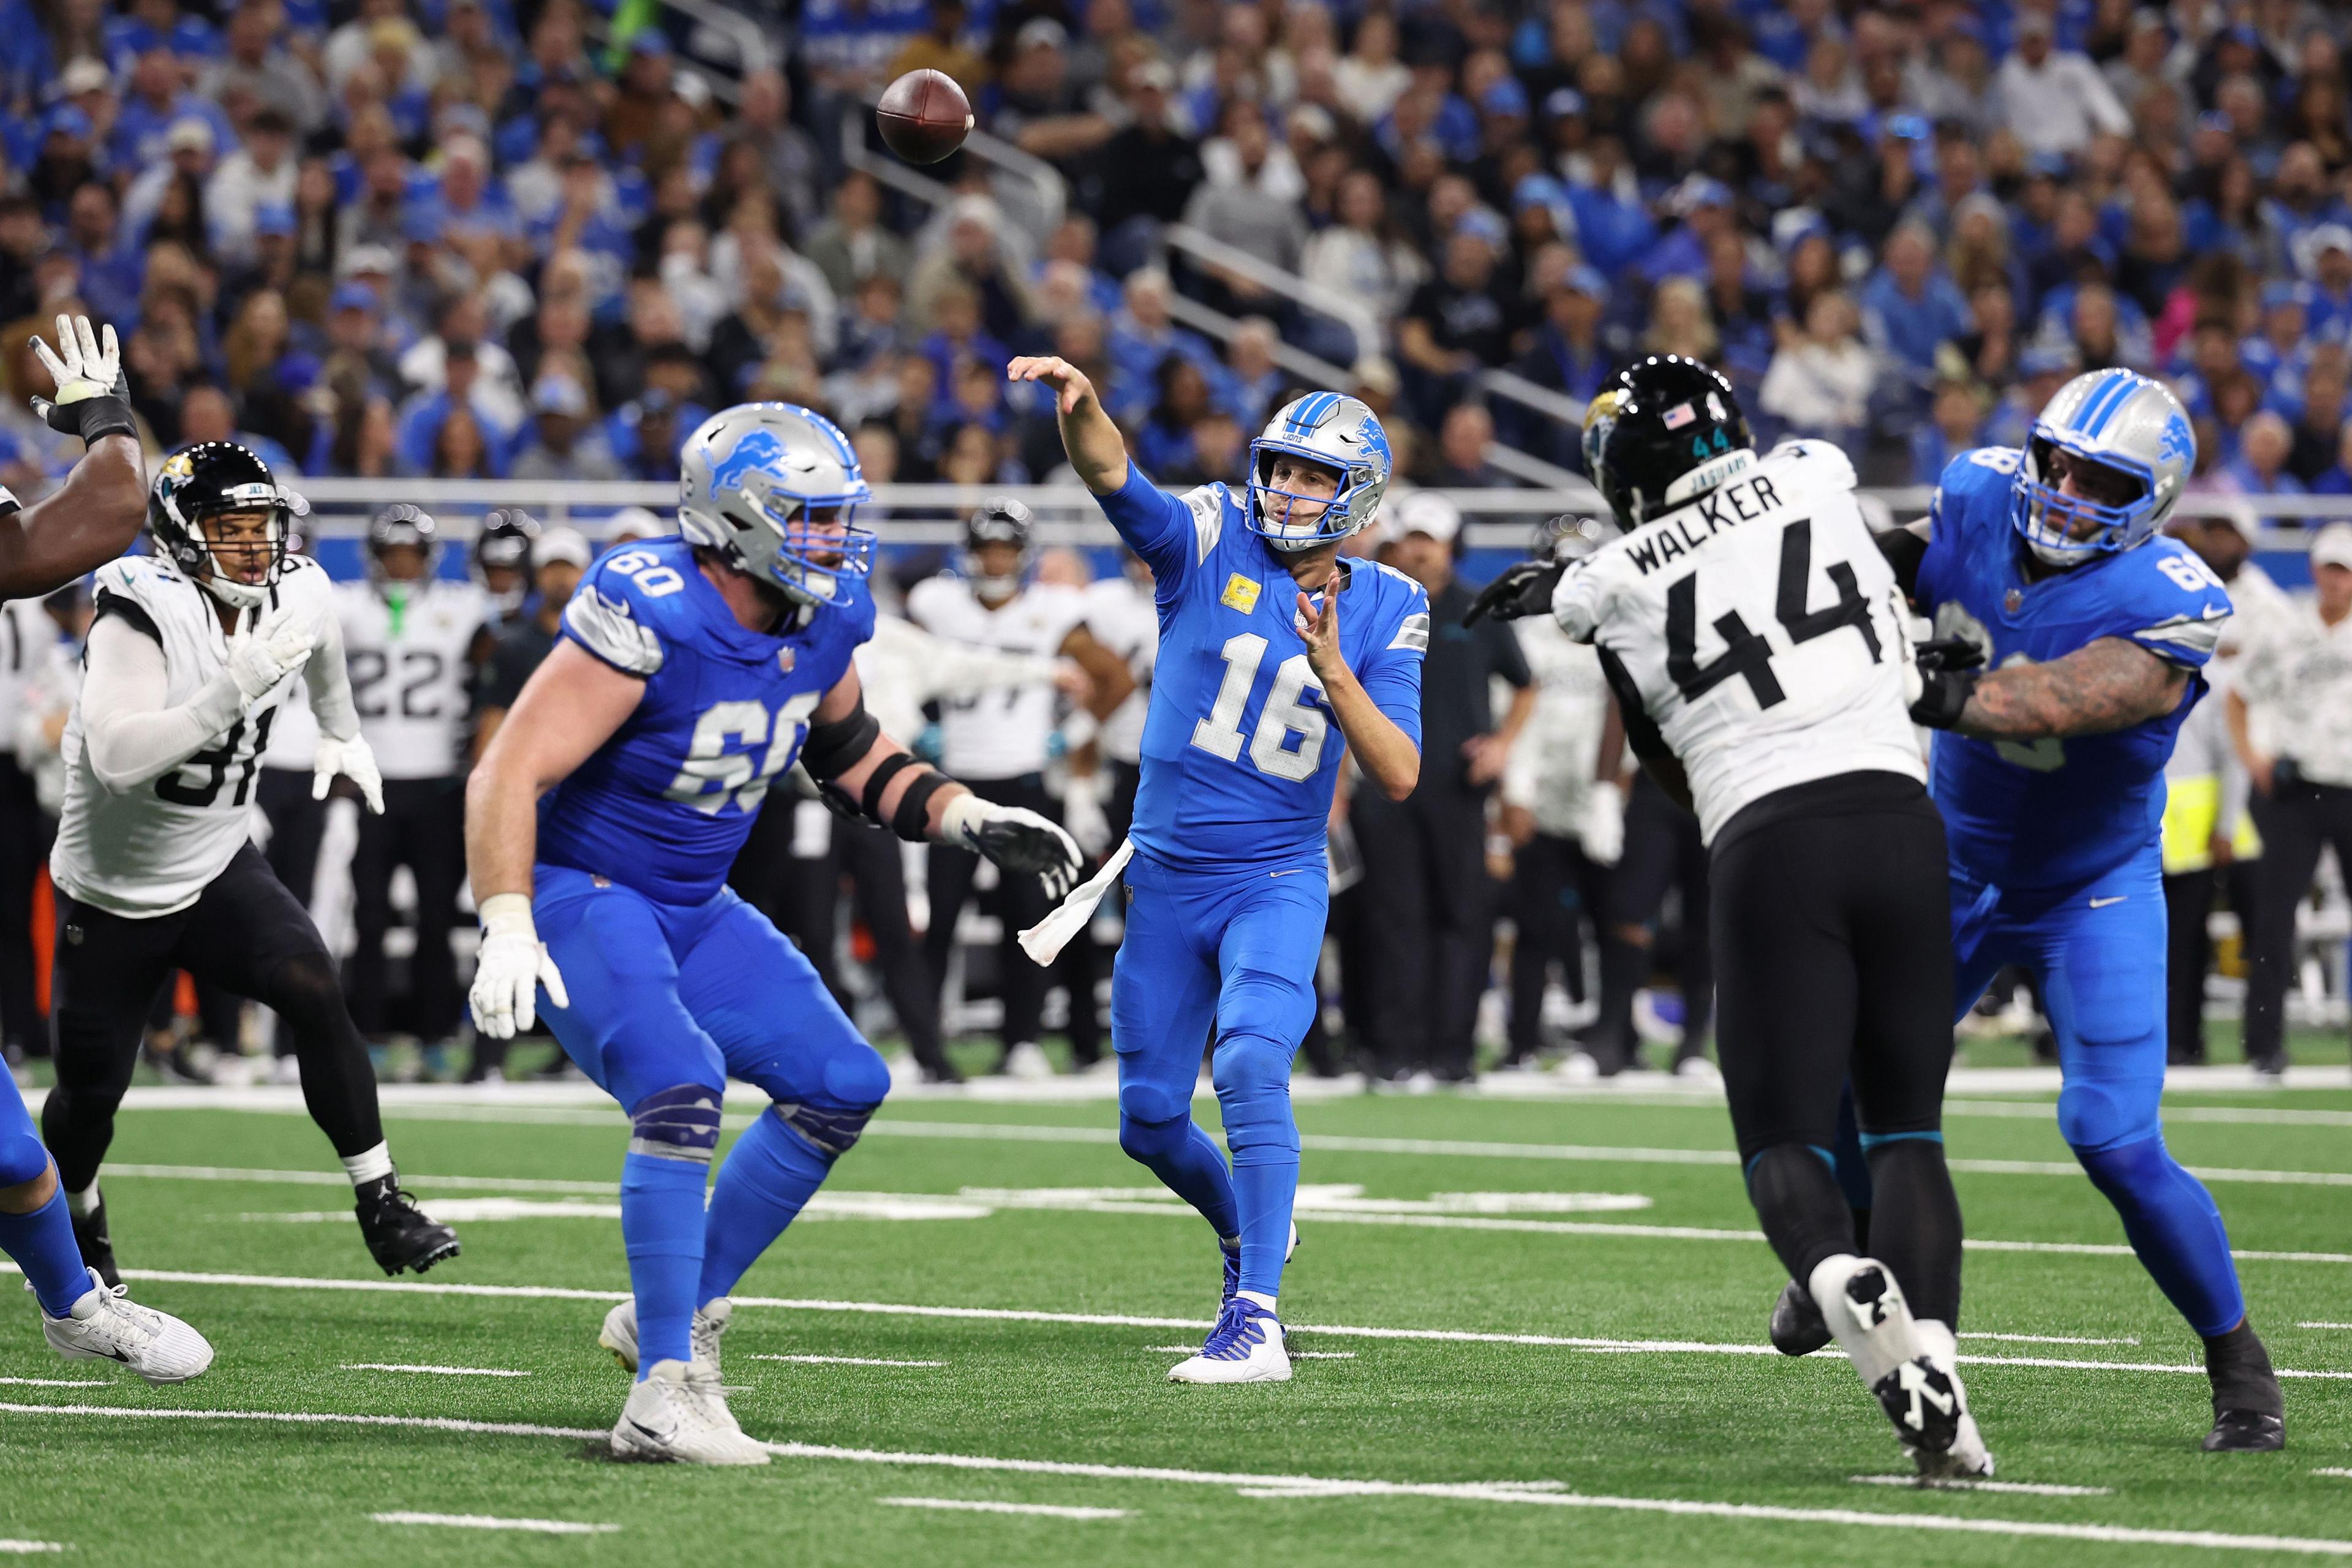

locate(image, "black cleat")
[[70, 1198, 121, 1290], [1768, 1276, 1831, 1356], [355, 1175, 461, 1276], [2204, 1410, 2285, 1452]]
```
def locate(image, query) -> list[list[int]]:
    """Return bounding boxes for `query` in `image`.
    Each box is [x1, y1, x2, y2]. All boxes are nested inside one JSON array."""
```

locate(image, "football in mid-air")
[[877, 69, 973, 164]]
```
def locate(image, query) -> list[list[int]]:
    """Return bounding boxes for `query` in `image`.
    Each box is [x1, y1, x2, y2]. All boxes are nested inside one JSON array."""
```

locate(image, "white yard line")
[[750, 1355, 945, 1368], [2315, 1468, 2352, 1479], [1848, 1474, 2113, 1497], [2, 1263, 2341, 1379], [2302, 1323, 2352, 1330], [4, 1399, 2343, 1555], [341, 1364, 532, 1378], [1957, 1333, 2139, 1346], [371, 1512, 617, 1534], [0, 1378, 109, 1387], [876, 1498, 1128, 1520], [0, 1544, 61, 1554]]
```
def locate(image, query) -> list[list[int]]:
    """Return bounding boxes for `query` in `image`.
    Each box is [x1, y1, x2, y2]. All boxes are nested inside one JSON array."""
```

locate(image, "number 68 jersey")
[[537, 535, 873, 907], [1551, 440, 1923, 844], [53, 552, 336, 918]]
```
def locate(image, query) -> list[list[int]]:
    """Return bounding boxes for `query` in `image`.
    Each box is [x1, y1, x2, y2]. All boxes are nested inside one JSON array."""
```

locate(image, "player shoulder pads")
[[562, 554, 669, 677]]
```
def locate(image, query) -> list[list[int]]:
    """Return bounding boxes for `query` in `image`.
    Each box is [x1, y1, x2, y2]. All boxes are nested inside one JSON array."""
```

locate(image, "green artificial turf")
[[0, 1085, 2345, 1566]]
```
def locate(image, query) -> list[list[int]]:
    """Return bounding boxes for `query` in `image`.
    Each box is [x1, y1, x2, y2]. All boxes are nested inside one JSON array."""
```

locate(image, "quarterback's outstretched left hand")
[[942, 793, 1084, 900], [312, 732, 385, 814], [1464, 559, 1567, 625]]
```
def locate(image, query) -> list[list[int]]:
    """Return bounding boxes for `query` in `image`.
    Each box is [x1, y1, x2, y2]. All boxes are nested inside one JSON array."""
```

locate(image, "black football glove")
[[1908, 636, 1986, 730], [941, 794, 1084, 900], [1463, 559, 1567, 626]]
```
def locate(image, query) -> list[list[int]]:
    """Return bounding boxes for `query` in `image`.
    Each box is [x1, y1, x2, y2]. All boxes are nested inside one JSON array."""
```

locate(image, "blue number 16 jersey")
[[1095, 465, 1428, 872], [1917, 448, 2233, 891], [538, 535, 875, 905]]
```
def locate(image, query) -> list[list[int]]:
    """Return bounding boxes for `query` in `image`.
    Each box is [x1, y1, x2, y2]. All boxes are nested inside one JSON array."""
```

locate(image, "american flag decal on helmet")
[[1662, 402, 1695, 429]]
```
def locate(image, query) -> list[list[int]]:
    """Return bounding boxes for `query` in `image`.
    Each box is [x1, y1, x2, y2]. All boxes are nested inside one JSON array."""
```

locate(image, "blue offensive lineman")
[[0, 315, 216, 1383], [1803, 369, 2283, 1452], [464, 404, 1080, 1464], [1007, 356, 1427, 1384]]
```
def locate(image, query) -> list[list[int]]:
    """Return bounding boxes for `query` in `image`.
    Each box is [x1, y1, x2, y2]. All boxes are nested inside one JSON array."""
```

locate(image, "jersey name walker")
[[333, 578, 486, 780], [1552, 441, 1923, 844], [540, 535, 873, 905], [905, 576, 1084, 780], [1918, 447, 2233, 889], [1096, 467, 1427, 871], [53, 554, 334, 917]]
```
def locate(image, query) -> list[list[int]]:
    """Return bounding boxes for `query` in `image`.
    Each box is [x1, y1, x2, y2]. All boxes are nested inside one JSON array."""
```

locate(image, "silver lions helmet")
[[677, 402, 877, 608], [2008, 369, 2194, 567], [1246, 392, 1392, 552]]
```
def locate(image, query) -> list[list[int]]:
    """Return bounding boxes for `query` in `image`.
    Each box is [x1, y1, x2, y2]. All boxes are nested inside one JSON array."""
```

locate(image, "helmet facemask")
[[178, 485, 301, 611], [1248, 447, 1357, 552], [726, 467, 878, 609], [2011, 434, 2154, 567]]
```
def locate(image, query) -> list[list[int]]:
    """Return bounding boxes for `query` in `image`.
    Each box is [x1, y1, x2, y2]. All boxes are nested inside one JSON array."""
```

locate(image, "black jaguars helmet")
[[473, 507, 540, 614], [1584, 355, 1755, 532], [148, 442, 306, 611], [366, 502, 440, 586], [963, 496, 1035, 599]]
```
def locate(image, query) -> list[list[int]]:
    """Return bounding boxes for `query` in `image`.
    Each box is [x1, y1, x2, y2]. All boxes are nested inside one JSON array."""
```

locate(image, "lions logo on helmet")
[[678, 403, 878, 609], [1246, 393, 1392, 551], [2008, 369, 2195, 567]]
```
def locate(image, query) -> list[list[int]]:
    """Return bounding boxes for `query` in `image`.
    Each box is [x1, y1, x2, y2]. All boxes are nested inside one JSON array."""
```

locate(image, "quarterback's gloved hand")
[[312, 731, 385, 814], [1463, 558, 1567, 626], [941, 791, 1084, 900], [1578, 778, 1626, 868], [29, 314, 135, 445], [225, 605, 315, 704], [470, 892, 570, 1039], [1907, 636, 1985, 731]]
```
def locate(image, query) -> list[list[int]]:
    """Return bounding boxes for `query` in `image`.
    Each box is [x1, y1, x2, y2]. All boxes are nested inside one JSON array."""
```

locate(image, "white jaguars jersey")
[[1551, 441, 1923, 844], [905, 575, 1085, 780], [53, 554, 336, 918], [1503, 614, 1613, 839], [334, 578, 486, 780], [0, 595, 55, 762], [1084, 574, 1158, 766]]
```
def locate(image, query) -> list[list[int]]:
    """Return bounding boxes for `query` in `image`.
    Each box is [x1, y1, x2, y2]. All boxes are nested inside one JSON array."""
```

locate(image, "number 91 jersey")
[[1551, 441, 1924, 845], [53, 552, 334, 918], [537, 536, 875, 906], [1915, 446, 2233, 891]]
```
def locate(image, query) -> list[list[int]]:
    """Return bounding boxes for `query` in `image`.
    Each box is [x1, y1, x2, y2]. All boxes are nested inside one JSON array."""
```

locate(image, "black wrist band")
[[72, 394, 137, 445], [1909, 669, 1978, 731]]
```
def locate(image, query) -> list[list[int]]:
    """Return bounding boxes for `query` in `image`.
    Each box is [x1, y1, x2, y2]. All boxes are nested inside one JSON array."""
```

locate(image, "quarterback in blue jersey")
[[465, 404, 1080, 1463], [1009, 355, 1427, 1384], [1832, 369, 2283, 1452]]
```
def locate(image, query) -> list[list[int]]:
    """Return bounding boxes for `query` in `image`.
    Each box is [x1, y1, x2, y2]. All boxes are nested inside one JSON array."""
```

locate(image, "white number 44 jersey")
[[1550, 441, 1923, 843]]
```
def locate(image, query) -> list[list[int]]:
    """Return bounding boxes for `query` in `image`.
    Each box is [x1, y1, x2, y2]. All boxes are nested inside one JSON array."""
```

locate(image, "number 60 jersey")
[[53, 552, 337, 917], [1551, 440, 1923, 845], [538, 535, 873, 906]]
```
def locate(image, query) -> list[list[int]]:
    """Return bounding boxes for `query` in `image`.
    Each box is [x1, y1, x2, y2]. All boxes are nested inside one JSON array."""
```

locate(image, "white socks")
[[1236, 1289, 1278, 1313], [341, 1143, 394, 1188], [66, 1182, 100, 1218]]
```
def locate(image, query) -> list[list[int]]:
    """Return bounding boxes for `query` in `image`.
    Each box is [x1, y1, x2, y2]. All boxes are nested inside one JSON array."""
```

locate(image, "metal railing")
[[1159, 222, 1383, 365], [660, 0, 774, 75]]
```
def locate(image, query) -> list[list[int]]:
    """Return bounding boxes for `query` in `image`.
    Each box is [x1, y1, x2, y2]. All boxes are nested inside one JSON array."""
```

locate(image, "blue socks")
[[699, 1106, 834, 1305], [1216, 1031, 1300, 1298], [2075, 1133, 2245, 1336], [1117, 1114, 1240, 1240], [620, 1152, 707, 1378], [0, 1180, 91, 1318]]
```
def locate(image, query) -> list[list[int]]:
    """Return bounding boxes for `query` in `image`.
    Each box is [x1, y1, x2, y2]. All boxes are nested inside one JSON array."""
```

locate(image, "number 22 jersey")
[[1093, 464, 1427, 873], [538, 536, 874, 906], [1550, 440, 1923, 845], [1916, 447, 2233, 891]]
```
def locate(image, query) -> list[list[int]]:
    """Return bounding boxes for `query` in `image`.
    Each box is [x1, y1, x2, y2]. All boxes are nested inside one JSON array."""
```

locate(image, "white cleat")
[[1809, 1256, 1986, 1471], [600, 1295, 733, 1374], [1168, 1299, 1291, 1384], [610, 1358, 770, 1465], [1003, 1041, 1054, 1079], [41, 1268, 214, 1385], [1907, 1321, 1995, 1481]]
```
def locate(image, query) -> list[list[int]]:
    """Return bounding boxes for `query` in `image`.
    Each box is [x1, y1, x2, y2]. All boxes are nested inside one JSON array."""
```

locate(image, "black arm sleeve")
[[1876, 521, 1930, 598], [1597, 646, 1670, 763], [801, 698, 883, 781]]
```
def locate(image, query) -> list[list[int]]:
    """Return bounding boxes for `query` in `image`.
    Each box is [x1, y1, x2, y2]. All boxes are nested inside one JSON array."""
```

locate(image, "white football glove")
[[312, 731, 385, 814], [29, 314, 124, 434], [1060, 771, 1112, 858], [1578, 778, 1626, 868], [470, 893, 569, 1039], [941, 792, 1084, 901], [225, 605, 315, 705]]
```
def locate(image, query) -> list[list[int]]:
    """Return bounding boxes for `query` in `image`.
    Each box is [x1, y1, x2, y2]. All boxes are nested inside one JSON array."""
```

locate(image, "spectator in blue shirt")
[[2223, 410, 2307, 521], [1563, 137, 1656, 281], [1910, 377, 1989, 484], [1860, 220, 1972, 380], [112, 52, 236, 172], [62, 183, 142, 328]]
